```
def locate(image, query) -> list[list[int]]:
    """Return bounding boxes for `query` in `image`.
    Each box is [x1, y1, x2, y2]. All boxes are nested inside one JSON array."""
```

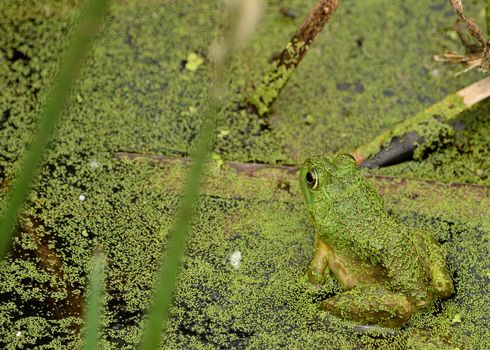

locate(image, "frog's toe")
[[352, 324, 397, 336], [386, 303, 413, 327], [434, 279, 455, 298], [353, 324, 378, 332]]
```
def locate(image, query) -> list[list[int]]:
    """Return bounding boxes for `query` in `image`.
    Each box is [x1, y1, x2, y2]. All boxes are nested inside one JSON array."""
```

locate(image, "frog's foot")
[[418, 231, 455, 298], [431, 269, 455, 298], [319, 285, 414, 328]]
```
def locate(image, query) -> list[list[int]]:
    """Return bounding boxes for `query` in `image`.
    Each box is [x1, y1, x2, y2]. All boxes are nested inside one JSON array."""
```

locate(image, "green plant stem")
[[486, 0, 490, 36], [139, 67, 225, 349], [82, 253, 106, 350], [0, 0, 111, 259]]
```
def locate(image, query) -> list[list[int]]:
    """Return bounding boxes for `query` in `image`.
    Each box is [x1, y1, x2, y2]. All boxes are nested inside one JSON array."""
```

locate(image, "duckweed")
[[0, 0, 488, 348]]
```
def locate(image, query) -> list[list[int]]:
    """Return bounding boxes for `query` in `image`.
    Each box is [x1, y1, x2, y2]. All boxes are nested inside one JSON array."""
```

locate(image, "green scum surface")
[[0, 0, 489, 348]]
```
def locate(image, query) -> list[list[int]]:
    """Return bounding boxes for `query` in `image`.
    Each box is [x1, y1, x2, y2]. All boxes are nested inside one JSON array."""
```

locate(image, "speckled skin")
[[300, 154, 454, 327]]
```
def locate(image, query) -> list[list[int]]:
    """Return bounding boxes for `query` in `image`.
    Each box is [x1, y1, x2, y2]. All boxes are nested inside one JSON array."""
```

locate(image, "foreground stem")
[[138, 0, 262, 346], [0, 0, 111, 259], [487, 0, 490, 37]]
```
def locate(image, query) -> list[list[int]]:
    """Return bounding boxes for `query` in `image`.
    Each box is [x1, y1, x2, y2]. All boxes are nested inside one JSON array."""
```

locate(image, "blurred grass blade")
[[0, 0, 111, 259], [138, 92, 222, 350], [139, 1, 261, 347], [487, 0, 490, 36], [82, 253, 107, 350]]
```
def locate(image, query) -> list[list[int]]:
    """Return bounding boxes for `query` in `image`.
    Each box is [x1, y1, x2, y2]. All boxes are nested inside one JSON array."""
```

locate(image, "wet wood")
[[353, 76, 490, 168], [458, 75, 490, 105], [276, 0, 340, 69]]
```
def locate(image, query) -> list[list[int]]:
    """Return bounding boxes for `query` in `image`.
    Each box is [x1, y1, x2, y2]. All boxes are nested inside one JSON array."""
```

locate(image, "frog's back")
[[378, 220, 433, 301], [328, 175, 433, 299]]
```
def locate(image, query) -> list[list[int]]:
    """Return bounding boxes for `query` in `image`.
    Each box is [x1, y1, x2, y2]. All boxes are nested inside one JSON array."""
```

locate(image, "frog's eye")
[[305, 168, 319, 190]]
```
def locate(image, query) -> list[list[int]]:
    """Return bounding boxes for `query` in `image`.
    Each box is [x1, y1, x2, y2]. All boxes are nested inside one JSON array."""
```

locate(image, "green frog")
[[300, 154, 454, 327]]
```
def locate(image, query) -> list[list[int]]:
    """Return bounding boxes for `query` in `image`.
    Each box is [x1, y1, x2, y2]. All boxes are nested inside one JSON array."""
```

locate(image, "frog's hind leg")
[[418, 231, 454, 298], [319, 285, 414, 328]]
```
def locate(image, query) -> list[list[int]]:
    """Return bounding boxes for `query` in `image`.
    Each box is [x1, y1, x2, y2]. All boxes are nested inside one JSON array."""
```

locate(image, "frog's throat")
[[299, 166, 313, 206]]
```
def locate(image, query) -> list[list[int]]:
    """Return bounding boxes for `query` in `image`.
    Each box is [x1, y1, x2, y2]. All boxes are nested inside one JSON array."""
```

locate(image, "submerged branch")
[[16, 214, 84, 323], [247, 0, 340, 116], [113, 152, 489, 191]]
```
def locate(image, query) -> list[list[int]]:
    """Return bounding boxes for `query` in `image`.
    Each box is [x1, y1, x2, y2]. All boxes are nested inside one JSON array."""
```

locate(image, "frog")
[[300, 154, 454, 327]]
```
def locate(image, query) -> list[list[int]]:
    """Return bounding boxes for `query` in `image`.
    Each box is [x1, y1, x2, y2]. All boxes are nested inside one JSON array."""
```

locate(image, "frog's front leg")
[[307, 235, 332, 286], [320, 285, 414, 327]]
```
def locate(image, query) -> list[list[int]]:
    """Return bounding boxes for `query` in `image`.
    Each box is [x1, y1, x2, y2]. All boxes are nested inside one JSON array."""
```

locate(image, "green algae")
[[2, 0, 484, 173], [156, 162, 490, 349], [269, 1, 486, 165], [249, 62, 296, 116], [0, 0, 110, 259], [0, 0, 489, 348]]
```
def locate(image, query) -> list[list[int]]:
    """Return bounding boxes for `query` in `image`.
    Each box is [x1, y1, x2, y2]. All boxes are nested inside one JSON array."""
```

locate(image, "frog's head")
[[299, 154, 358, 210]]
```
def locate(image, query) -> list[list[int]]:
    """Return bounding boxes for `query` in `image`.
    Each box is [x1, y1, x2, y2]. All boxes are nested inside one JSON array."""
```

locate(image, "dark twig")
[[434, 0, 489, 73], [247, 0, 340, 116], [17, 215, 84, 323]]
